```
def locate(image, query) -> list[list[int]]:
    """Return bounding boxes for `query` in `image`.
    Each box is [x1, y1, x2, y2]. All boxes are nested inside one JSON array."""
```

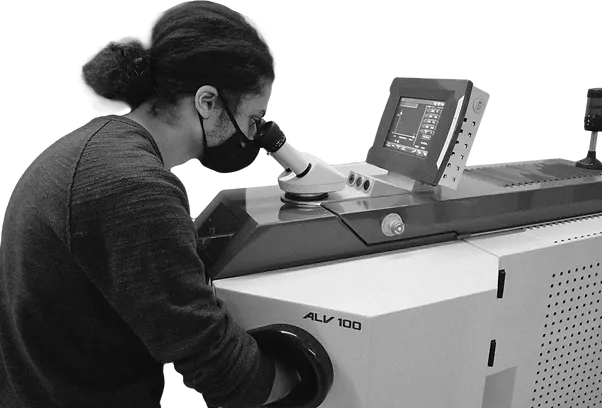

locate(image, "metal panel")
[[439, 87, 489, 189], [468, 217, 602, 408]]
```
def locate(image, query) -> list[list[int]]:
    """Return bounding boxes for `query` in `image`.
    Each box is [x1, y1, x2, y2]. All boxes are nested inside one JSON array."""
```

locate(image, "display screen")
[[384, 97, 446, 159]]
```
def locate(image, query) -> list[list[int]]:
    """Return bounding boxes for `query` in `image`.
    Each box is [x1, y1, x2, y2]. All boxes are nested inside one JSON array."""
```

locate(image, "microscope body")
[[254, 121, 347, 199]]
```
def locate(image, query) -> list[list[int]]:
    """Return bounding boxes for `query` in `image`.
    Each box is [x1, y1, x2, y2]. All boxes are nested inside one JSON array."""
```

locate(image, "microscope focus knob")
[[382, 213, 405, 237]]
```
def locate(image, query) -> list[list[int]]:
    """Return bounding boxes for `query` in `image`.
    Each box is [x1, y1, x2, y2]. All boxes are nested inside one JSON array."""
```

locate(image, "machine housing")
[[194, 78, 602, 407]]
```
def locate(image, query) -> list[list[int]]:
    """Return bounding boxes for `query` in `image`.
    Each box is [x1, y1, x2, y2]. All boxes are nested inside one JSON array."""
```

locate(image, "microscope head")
[[255, 120, 347, 203]]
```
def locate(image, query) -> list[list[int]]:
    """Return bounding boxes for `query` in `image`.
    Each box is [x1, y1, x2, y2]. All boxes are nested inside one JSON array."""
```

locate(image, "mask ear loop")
[[220, 95, 252, 147], [197, 112, 209, 177], [197, 112, 207, 148]]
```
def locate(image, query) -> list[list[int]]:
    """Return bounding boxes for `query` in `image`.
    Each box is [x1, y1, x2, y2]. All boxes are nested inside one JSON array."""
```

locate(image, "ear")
[[195, 85, 219, 119]]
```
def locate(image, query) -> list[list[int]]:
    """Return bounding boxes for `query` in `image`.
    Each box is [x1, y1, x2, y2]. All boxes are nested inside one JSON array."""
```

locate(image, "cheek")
[[247, 122, 256, 139], [215, 121, 236, 145]]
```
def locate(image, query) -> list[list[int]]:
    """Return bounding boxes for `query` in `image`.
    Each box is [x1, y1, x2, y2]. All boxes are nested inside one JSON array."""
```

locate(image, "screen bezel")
[[366, 78, 472, 185]]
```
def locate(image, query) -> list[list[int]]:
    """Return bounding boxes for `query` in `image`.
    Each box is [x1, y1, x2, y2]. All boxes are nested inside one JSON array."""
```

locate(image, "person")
[[0, 1, 300, 407]]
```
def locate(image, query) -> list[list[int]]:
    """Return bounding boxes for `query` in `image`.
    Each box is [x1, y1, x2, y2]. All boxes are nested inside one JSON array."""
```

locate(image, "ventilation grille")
[[467, 161, 602, 188], [528, 214, 602, 230], [526, 214, 602, 244], [553, 232, 602, 245], [531, 263, 602, 408]]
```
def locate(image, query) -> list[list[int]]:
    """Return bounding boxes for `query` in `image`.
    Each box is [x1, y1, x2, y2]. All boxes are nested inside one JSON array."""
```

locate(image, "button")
[[473, 98, 485, 114], [390, 220, 404, 234], [381, 213, 405, 237]]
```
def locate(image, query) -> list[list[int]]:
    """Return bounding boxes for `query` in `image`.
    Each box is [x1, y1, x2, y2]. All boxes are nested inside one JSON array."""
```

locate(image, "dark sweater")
[[0, 115, 274, 408]]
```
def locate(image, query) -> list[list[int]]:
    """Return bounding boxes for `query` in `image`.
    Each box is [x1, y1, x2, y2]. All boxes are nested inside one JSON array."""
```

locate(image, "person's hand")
[[263, 360, 300, 405]]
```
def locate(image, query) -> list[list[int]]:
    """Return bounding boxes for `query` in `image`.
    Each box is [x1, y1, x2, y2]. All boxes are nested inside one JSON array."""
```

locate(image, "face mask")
[[197, 99, 261, 173]]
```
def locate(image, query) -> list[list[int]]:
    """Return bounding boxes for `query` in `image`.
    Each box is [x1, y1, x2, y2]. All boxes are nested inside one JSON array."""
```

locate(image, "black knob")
[[249, 323, 334, 408]]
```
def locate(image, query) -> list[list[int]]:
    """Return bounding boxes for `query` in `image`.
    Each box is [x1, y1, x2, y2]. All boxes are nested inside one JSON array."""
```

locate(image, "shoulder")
[[72, 117, 188, 210], [82, 116, 164, 170]]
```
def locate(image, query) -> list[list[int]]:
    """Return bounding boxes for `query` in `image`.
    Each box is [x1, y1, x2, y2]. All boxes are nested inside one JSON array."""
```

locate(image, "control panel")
[[366, 78, 489, 190]]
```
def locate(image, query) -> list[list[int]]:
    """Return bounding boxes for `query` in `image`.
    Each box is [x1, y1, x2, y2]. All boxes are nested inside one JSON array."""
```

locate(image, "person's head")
[[82, 1, 274, 170]]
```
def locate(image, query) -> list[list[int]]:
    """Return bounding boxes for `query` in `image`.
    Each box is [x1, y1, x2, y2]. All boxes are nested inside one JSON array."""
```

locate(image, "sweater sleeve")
[[69, 144, 274, 408]]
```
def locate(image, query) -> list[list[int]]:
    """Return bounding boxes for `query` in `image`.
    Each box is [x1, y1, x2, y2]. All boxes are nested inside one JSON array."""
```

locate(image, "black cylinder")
[[249, 323, 334, 408], [583, 89, 602, 132], [255, 121, 287, 153]]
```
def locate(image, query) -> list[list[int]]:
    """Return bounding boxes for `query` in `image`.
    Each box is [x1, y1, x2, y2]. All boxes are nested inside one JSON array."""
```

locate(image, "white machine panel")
[[215, 242, 499, 408]]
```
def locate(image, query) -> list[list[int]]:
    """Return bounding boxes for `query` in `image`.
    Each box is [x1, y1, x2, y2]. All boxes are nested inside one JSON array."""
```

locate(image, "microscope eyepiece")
[[255, 121, 286, 153]]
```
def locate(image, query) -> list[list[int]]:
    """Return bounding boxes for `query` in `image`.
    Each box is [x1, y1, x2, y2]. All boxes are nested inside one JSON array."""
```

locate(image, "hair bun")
[[109, 40, 150, 81], [83, 39, 154, 109]]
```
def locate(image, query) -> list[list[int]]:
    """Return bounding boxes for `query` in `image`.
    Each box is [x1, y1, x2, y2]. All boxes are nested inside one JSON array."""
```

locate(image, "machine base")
[[214, 215, 602, 408]]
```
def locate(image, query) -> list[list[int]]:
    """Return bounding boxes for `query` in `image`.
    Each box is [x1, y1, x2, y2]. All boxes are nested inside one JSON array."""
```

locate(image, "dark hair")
[[82, 1, 275, 116]]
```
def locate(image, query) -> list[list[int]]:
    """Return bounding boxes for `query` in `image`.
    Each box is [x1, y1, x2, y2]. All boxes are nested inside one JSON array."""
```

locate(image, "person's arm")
[[69, 160, 275, 407]]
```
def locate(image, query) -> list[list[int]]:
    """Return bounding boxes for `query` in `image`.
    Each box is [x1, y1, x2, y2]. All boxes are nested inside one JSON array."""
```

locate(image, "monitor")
[[366, 78, 489, 189], [384, 97, 446, 160]]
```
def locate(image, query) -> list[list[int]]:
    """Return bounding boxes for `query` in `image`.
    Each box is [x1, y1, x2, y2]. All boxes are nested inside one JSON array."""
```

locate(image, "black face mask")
[[198, 99, 261, 173]]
